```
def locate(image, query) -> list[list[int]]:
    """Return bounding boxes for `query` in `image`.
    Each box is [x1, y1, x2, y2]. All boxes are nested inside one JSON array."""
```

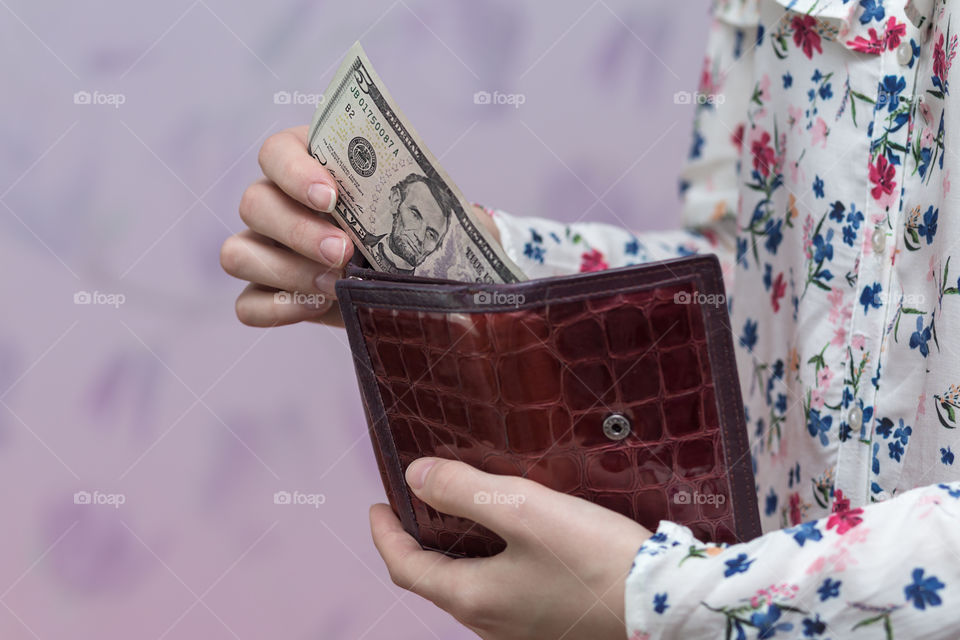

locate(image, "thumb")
[[405, 458, 538, 542]]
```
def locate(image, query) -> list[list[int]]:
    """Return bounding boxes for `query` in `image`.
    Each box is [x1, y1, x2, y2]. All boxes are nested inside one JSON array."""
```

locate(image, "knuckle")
[[286, 214, 318, 254], [234, 294, 258, 326], [238, 181, 268, 226], [424, 460, 466, 506], [219, 234, 245, 275], [257, 133, 283, 173]]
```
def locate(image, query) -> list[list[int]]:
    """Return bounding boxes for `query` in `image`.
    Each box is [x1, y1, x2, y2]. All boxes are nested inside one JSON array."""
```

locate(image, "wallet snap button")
[[602, 413, 631, 441]]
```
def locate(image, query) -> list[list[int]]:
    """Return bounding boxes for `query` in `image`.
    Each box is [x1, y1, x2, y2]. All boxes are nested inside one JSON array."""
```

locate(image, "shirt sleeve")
[[625, 482, 960, 639], [485, 0, 750, 290]]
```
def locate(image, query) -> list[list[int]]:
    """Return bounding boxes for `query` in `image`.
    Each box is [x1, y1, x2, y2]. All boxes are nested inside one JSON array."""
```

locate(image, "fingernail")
[[406, 458, 438, 490], [319, 236, 347, 267], [313, 270, 341, 294], [307, 183, 337, 213]]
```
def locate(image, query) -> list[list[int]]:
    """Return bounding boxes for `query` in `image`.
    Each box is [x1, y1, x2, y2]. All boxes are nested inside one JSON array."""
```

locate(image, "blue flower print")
[[653, 592, 669, 614], [751, 605, 793, 639], [802, 614, 826, 637], [813, 176, 824, 198], [877, 75, 905, 113], [909, 316, 932, 357], [859, 0, 885, 24], [905, 568, 944, 610], [818, 577, 841, 601], [812, 229, 834, 262], [860, 283, 883, 313], [523, 242, 545, 264], [942, 447, 955, 465], [889, 440, 905, 462], [785, 521, 823, 547], [918, 206, 939, 244], [765, 218, 784, 253], [807, 408, 832, 446], [724, 553, 755, 577], [741, 319, 758, 351], [765, 488, 778, 516]]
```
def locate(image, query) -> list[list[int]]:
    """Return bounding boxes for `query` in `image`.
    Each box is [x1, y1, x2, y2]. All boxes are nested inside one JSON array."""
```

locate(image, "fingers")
[[369, 503, 460, 608], [234, 283, 335, 327], [258, 125, 340, 215], [221, 230, 340, 297], [238, 178, 353, 269], [404, 458, 539, 543]]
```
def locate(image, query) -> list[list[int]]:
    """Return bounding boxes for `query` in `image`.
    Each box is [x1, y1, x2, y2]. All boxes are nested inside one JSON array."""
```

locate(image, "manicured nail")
[[319, 236, 347, 267], [313, 270, 340, 294], [307, 183, 337, 213], [406, 458, 438, 490]]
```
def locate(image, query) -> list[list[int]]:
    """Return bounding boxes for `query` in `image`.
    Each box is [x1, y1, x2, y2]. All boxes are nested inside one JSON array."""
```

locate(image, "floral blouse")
[[489, 0, 960, 636]]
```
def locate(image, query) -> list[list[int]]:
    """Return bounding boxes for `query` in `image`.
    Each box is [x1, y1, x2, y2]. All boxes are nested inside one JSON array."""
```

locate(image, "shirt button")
[[848, 406, 863, 431], [897, 42, 913, 66], [872, 227, 887, 253]]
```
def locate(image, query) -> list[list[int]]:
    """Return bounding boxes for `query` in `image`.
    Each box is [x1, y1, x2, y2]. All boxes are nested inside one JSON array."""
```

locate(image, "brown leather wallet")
[[336, 253, 761, 558]]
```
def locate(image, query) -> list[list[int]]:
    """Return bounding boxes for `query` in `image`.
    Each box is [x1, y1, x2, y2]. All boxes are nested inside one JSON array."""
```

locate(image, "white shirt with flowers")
[[488, 0, 960, 637]]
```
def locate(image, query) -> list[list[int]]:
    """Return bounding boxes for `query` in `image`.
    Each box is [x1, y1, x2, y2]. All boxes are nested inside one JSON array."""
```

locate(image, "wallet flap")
[[337, 255, 760, 557]]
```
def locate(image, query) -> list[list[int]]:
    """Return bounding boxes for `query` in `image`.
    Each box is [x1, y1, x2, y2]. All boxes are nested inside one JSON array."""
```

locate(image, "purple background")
[[0, 1, 708, 637]]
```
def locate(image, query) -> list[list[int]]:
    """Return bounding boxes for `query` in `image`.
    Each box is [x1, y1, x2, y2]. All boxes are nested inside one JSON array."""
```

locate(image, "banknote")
[[306, 42, 526, 283]]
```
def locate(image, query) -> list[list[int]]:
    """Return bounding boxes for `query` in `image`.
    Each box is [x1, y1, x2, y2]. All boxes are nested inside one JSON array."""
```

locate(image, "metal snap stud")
[[602, 413, 631, 441]]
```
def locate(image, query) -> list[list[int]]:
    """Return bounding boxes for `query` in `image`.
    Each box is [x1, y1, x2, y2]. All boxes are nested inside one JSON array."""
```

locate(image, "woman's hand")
[[220, 125, 352, 327], [221, 125, 501, 328], [370, 458, 652, 640]]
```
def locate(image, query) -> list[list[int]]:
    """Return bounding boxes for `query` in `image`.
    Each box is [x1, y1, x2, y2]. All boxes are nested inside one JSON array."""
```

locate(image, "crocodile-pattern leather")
[[337, 256, 761, 558]]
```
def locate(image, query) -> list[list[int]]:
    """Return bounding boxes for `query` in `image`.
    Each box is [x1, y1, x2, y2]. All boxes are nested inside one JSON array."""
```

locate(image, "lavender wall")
[[0, 1, 709, 637]]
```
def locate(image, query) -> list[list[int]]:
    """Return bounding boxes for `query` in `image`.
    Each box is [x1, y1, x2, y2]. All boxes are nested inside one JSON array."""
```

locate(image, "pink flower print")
[[788, 104, 803, 129], [869, 154, 897, 209], [811, 117, 828, 148], [579, 249, 609, 273], [851, 333, 866, 350], [831, 325, 847, 347]]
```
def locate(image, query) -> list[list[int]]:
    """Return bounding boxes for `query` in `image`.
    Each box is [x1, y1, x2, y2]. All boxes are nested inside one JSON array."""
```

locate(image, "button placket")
[[833, 20, 924, 507]]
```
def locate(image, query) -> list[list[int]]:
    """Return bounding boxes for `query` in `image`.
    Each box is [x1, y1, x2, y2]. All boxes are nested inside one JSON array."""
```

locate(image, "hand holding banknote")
[[220, 125, 503, 327]]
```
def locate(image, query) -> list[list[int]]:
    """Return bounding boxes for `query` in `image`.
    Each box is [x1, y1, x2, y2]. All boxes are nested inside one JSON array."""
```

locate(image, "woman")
[[220, 0, 960, 637]]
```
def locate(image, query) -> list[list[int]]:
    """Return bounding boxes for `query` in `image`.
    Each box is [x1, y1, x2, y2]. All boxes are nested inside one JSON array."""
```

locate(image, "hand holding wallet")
[[336, 253, 761, 558]]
